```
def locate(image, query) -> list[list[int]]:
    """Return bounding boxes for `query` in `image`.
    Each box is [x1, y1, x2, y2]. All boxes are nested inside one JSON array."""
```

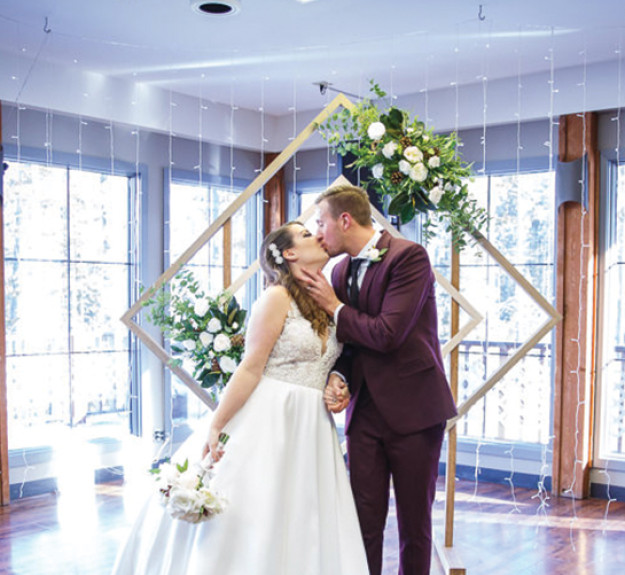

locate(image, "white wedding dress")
[[112, 302, 369, 575]]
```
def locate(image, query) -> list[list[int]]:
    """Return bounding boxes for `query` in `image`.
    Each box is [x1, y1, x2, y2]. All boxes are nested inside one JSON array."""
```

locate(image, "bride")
[[112, 221, 369, 575]]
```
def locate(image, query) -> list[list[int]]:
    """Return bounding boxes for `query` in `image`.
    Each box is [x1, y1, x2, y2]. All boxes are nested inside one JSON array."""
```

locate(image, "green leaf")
[[387, 192, 410, 215], [398, 201, 416, 224], [387, 107, 404, 130], [200, 371, 221, 389]]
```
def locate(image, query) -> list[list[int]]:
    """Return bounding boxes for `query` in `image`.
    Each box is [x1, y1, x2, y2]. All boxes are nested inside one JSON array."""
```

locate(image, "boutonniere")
[[364, 247, 388, 263]]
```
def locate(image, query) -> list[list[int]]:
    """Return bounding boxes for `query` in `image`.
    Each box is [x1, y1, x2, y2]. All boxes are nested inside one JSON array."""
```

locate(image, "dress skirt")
[[112, 375, 369, 575]]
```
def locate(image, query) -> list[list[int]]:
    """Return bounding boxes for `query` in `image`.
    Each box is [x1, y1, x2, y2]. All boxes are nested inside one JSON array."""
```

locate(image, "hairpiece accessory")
[[268, 243, 284, 265]]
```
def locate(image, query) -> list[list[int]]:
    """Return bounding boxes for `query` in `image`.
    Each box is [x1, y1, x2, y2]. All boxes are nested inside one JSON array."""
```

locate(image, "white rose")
[[423, 135, 430, 142], [193, 299, 209, 317], [182, 339, 196, 351], [199, 331, 213, 347], [197, 487, 225, 514], [207, 317, 222, 333], [428, 156, 441, 168], [409, 163, 428, 183], [366, 248, 380, 261], [168, 488, 199, 521], [219, 355, 238, 374], [429, 186, 444, 205], [213, 333, 232, 353], [232, 322, 239, 330], [177, 469, 200, 490], [371, 163, 384, 179], [367, 121, 386, 140], [398, 160, 411, 175], [404, 146, 423, 163], [382, 141, 398, 159]]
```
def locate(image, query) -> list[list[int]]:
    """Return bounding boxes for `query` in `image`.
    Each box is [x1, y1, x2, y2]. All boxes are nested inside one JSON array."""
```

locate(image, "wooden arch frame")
[[121, 94, 562, 573]]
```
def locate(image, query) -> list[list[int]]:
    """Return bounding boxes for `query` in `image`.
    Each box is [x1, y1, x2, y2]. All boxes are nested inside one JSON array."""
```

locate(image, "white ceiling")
[[0, 0, 624, 116]]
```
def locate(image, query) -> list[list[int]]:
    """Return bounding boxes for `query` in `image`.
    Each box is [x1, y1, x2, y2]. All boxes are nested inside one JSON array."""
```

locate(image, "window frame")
[[162, 168, 259, 437], [593, 153, 625, 472], [2, 143, 142, 443]]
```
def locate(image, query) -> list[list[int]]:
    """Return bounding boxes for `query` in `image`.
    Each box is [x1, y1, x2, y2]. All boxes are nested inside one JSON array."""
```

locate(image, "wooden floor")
[[1, 476, 624, 574]]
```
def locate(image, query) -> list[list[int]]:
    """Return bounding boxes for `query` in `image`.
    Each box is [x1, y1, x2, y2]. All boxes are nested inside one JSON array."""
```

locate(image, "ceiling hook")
[[478, 4, 486, 21], [43, 17, 51, 34]]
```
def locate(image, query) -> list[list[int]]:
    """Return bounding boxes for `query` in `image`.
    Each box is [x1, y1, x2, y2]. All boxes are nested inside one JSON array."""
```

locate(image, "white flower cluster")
[[268, 243, 283, 265], [154, 458, 227, 524]]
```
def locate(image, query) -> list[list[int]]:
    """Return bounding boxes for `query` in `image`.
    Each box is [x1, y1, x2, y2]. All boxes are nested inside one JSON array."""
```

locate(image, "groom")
[[303, 184, 457, 575]]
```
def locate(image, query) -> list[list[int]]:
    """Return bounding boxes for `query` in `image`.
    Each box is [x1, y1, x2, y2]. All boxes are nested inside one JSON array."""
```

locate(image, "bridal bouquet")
[[317, 80, 488, 250], [152, 434, 230, 524], [143, 269, 247, 397]]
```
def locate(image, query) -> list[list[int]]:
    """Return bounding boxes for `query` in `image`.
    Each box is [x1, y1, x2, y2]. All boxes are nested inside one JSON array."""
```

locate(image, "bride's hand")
[[203, 425, 226, 463], [324, 373, 350, 413]]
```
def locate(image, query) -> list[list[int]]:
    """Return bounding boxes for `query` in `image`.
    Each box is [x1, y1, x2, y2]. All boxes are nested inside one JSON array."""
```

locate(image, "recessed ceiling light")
[[190, 0, 241, 16]]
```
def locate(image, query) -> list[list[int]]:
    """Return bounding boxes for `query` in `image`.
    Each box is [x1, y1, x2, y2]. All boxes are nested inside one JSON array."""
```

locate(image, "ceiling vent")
[[190, 0, 241, 16]]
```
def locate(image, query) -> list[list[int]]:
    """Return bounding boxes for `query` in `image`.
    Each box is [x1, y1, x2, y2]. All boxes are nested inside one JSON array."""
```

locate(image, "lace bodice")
[[263, 302, 341, 391]]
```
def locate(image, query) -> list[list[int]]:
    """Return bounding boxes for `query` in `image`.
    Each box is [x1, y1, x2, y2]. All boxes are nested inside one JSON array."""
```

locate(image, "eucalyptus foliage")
[[318, 81, 488, 250]]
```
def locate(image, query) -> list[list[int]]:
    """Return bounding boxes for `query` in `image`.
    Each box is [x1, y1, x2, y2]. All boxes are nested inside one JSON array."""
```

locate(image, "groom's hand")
[[300, 268, 341, 316], [324, 373, 350, 413]]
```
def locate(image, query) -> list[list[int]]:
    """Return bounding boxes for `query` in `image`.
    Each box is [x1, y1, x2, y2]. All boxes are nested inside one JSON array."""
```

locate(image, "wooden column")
[[445, 247, 460, 546], [435, 244, 466, 574], [0, 100, 10, 505], [263, 152, 286, 233], [552, 112, 600, 499]]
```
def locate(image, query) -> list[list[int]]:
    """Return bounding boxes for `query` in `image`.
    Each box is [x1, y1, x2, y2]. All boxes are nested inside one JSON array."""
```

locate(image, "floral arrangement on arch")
[[143, 269, 247, 397], [317, 81, 488, 250]]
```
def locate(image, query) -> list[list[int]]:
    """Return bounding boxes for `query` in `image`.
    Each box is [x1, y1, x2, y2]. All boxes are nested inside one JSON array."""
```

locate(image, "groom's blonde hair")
[[315, 184, 372, 227]]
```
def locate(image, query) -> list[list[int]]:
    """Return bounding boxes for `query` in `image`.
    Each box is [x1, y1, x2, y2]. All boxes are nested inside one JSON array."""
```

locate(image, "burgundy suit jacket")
[[332, 230, 457, 435]]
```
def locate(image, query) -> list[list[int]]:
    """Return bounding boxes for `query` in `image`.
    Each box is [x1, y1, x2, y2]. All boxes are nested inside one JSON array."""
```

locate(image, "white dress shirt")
[[333, 229, 382, 324]]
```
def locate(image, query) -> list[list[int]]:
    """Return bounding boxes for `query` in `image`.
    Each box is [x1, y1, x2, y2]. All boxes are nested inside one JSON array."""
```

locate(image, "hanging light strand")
[[598, 34, 623, 531], [563, 41, 591, 551], [289, 78, 301, 203]]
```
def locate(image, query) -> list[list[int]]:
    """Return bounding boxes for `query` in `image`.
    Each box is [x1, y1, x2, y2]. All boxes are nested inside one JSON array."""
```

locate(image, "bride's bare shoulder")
[[253, 285, 291, 316]]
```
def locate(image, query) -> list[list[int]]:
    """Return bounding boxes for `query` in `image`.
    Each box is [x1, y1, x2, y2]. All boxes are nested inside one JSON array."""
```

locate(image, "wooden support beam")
[[0, 100, 10, 505], [552, 112, 600, 499], [263, 152, 286, 233], [436, 244, 466, 574]]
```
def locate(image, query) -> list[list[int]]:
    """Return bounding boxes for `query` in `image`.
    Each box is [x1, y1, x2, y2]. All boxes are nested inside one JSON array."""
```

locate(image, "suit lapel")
[[333, 254, 351, 303]]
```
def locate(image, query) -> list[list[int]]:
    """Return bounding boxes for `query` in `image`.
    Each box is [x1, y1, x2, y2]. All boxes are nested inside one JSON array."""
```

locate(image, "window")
[[596, 162, 625, 463], [422, 171, 556, 445], [4, 161, 139, 453], [165, 173, 259, 426]]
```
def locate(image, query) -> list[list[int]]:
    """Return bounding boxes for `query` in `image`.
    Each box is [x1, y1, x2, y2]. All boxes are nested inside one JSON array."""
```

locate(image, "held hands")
[[324, 373, 350, 413]]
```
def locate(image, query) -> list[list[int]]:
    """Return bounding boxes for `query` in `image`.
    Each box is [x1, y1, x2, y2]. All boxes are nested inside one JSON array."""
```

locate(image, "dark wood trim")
[[552, 112, 600, 499], [263, 152, 286, 233], [0, 100, 10, 506]]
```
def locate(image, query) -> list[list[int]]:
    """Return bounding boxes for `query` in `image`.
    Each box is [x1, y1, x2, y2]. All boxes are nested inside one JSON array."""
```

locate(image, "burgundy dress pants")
[[347, 388, 445, 575]]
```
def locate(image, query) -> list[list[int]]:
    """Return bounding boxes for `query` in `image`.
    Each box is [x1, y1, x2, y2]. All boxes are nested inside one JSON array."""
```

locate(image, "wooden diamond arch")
[[121, 93, 562, 574]]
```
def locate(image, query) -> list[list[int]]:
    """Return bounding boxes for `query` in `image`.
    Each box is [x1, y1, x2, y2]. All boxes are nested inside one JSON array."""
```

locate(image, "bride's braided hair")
[[260, 222, 331, 337]]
